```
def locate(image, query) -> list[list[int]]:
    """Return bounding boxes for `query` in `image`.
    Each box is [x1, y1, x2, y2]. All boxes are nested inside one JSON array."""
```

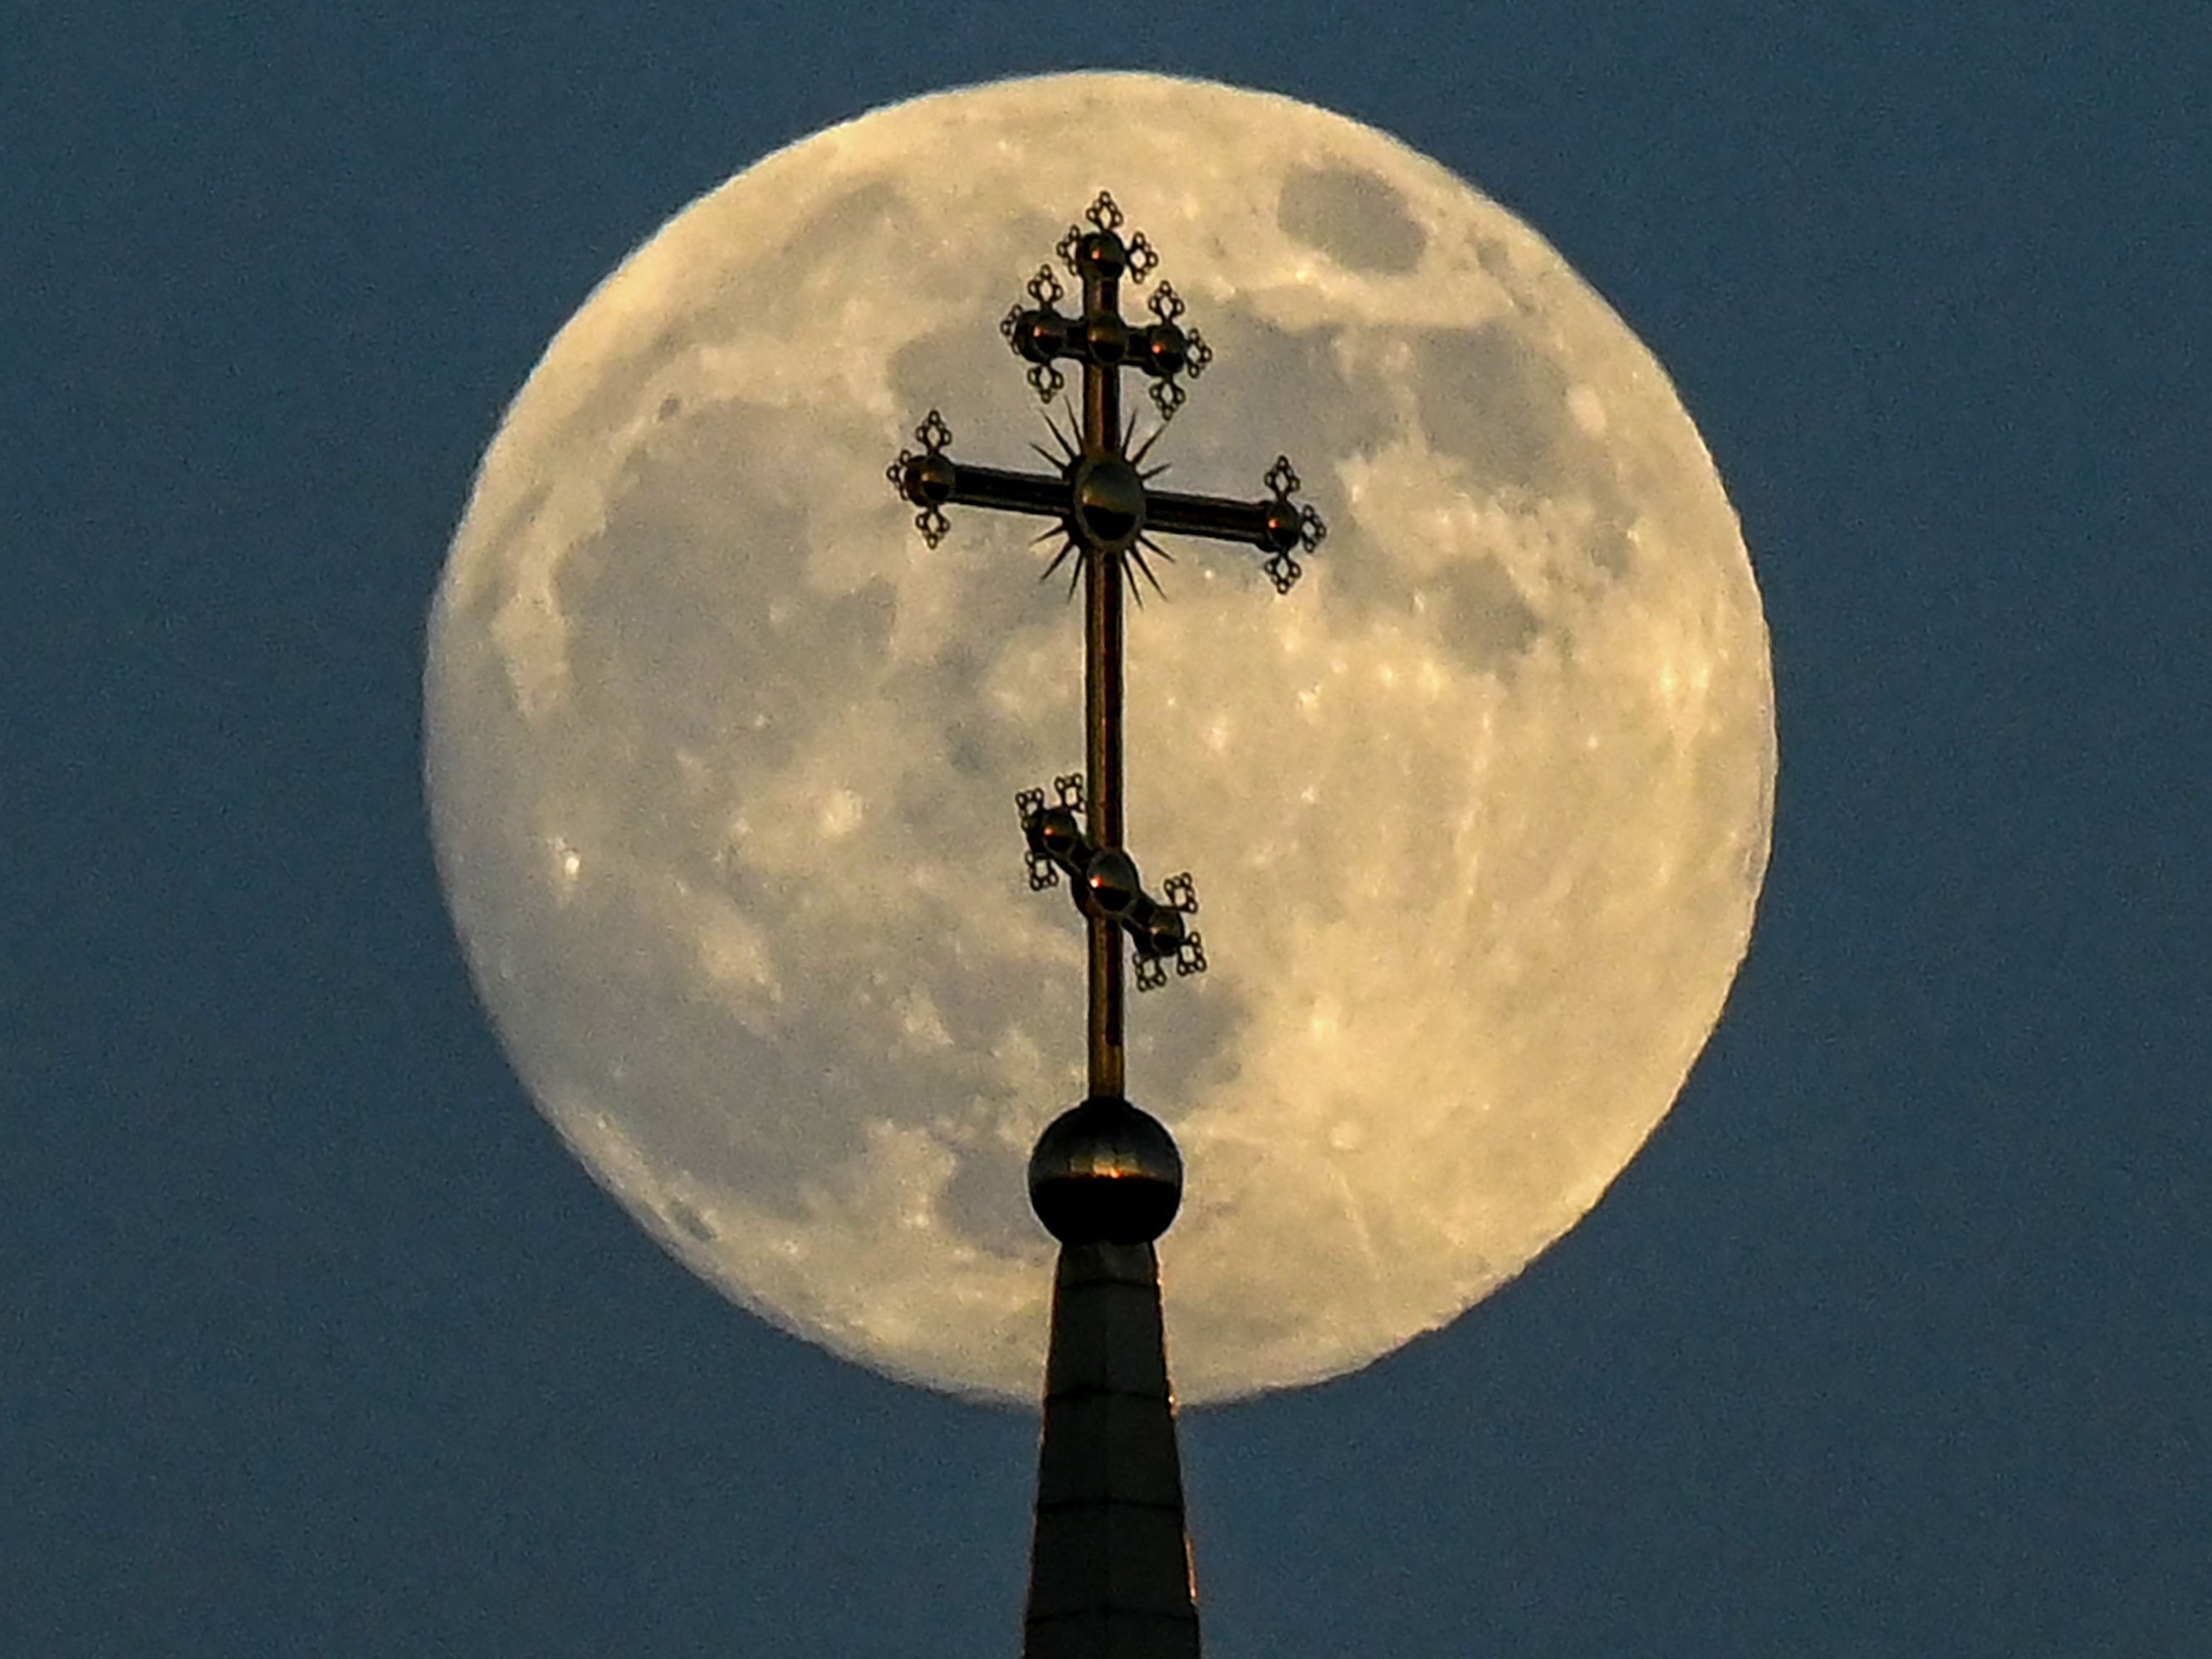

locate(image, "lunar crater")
[[1277, 164, 1427, 274]]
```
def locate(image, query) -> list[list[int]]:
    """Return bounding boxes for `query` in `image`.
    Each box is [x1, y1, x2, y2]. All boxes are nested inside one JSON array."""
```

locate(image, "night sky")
[[9, 7, 2207, 1656]]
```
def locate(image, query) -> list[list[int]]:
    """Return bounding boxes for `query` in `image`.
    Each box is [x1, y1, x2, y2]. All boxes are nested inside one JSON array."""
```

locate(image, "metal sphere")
[[1143, 322, 1188, 378], [904, 453, 957, 507], [1018, 309, 1069, 364], [1260, 501, 1303, 554], [1072, 455, 1146, 552], [1074, 229, 1127, 281], [1083, 311, 1130, 365], [1081, 846, 1141, 920], [1035, 805, 1084, 864], [1132, 895, 1187, 958], [1028, 1095, 1184, 1245]]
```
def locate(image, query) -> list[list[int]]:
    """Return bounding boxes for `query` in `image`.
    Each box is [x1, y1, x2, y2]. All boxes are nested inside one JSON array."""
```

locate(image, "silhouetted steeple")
[[1024, 1100, 1198, 1657], [1026, 1242, 1198, 1657]]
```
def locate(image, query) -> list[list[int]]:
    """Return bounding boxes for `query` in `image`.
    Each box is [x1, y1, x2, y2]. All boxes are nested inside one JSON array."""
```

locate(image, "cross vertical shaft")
[[1084, 253, 1127, 1102]]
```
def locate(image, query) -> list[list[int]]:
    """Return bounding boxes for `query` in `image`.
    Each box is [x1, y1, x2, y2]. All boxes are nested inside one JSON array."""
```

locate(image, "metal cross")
[[889, 191, 1325, 1103]]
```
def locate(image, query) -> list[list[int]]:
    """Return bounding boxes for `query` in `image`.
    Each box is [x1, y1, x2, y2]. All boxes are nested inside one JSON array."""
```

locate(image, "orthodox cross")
[[890, 192, 1324, 1659], [890, 191, 1324, 1103]]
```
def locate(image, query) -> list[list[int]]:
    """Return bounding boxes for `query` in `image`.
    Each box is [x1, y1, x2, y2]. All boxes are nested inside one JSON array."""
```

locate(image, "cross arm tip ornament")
[[1260, 454, 1329, 595], [887, 409, 957, 548]]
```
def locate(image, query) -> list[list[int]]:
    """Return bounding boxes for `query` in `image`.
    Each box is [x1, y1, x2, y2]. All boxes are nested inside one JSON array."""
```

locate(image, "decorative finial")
[[1028, 1095, 1184, 1245]]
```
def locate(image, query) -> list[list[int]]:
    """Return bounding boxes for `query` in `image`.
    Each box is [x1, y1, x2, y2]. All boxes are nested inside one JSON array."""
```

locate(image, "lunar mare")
[[425, 73, 1774, 1404]]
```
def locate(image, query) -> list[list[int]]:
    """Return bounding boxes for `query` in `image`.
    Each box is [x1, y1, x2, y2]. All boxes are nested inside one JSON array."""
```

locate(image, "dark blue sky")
[[8, 6, 2206, 1655]]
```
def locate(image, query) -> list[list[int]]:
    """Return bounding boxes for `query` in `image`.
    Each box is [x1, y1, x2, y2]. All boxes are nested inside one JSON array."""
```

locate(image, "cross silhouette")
[[889, 190, 1325, 1103]]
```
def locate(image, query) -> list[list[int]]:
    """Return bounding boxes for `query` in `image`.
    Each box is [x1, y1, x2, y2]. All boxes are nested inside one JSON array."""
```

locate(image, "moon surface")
[[425, 73, 1774, 1405]]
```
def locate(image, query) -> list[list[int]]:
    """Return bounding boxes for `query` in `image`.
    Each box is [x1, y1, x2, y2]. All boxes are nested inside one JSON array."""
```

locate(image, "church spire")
[[1023, 1100, 1198, 1657]]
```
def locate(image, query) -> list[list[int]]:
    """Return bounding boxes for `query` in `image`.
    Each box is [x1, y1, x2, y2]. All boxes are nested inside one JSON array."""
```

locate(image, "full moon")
[[425, 73, 1774, 1404]]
